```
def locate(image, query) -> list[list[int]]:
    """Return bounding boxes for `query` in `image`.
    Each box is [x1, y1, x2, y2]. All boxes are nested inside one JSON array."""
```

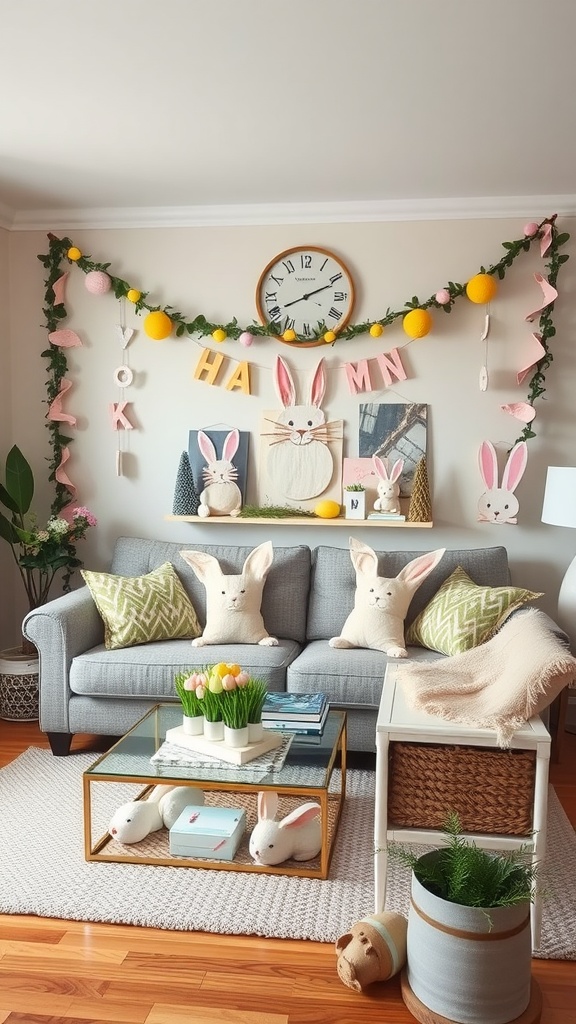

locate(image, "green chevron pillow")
[[405, 565, 542, 656], [81, 561, 201, 650]]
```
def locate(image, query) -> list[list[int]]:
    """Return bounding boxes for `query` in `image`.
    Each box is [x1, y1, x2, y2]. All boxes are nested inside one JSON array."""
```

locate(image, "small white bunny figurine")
[[329, 539, 446, 657], [265, 355, 337, 501], [372, 455, 404, 513], [197, 429, 242, 517], [180, 540, 279, 646], [108, 784, 204, 844], [477, 440, 528, 525], [249, 791, 322, 866]]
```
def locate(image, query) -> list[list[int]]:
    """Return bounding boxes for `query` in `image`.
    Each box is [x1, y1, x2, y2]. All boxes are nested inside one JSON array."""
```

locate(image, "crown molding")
[[7, 194, 576, 231]]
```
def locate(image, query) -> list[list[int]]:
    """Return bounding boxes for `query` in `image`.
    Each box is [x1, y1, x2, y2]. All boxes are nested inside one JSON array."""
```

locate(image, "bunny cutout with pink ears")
[[197, 428, 242, 518], [477, 440, 528, 525], [373, 455, 404, 513]]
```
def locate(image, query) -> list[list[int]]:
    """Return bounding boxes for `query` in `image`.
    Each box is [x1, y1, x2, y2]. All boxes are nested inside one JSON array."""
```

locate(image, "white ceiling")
[[3, 0, 576, 227]]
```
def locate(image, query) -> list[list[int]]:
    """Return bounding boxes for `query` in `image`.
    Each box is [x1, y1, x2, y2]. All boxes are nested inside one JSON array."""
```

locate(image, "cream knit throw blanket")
[[399, 609, 576, 747]]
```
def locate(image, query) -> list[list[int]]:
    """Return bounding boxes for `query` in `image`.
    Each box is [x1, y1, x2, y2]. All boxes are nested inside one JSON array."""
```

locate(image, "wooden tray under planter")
[[165, 725, 285, 765], [388, 741, 536, 835]]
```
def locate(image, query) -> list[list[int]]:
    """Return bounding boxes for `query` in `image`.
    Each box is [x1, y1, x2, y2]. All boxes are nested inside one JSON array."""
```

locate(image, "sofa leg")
[[47, 732, 73, 756]]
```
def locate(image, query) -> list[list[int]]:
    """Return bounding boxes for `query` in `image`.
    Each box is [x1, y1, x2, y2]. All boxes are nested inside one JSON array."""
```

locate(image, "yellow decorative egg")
[[67, 246, 82, 261], [315, 499, 341, 519], [126, 288, 141, 303], [283, 328, 297, 342], [403, 308, 432, 339], [369, 323, 384, 338], [466, 273, 497, 304], [324, 330, 336, 343], [212, 328, 227, 343], [144, 310, 172, 340]]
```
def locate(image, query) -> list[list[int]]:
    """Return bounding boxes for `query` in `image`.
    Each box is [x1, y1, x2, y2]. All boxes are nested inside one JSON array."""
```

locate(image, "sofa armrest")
[[22, 587, 104, 733]]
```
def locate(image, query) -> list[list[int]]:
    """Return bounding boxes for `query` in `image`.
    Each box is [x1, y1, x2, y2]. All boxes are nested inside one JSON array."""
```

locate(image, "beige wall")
[[6, 217, 576, 647]]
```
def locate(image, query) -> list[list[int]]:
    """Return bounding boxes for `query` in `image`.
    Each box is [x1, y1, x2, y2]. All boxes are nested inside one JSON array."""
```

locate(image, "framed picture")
[[359, 403, 428, 495]]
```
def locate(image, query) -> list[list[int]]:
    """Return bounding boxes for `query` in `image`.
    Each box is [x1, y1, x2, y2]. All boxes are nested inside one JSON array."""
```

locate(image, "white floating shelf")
[[165, 515, 433, 528]]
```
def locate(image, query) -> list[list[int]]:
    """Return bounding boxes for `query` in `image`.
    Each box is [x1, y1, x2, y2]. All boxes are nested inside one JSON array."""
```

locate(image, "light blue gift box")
[[169, 804, 246, 860]]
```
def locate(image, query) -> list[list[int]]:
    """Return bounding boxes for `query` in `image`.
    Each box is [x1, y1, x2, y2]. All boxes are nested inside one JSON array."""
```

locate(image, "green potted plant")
[[0, 445, 96, 720], [174, 671, 205, 735], [392, 812, 539, 1024], [343, 483, 366, 520]]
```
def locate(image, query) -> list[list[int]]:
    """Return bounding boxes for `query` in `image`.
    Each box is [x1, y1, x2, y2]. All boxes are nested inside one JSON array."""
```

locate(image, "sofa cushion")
[[307, 545, 511, 641], [81, 562, 201, 649], [110, 538, 311, 643], [69, 638, 301, 699], [405, 566, 543, 655]]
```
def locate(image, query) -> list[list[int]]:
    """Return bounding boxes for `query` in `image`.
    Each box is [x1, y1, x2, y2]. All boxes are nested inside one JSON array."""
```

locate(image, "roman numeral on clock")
[[328, 306, 342, 320]]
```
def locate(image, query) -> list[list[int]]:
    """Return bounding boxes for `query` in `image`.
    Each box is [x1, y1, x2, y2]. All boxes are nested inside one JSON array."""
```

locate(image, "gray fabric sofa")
[[22, 537, 554, 756]]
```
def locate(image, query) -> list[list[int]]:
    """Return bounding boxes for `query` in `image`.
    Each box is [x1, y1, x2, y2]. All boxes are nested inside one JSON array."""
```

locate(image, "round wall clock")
[[255, 245, 355, 346]]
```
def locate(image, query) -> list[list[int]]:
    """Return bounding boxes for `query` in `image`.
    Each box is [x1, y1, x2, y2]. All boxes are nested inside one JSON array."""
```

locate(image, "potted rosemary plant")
[[343, 483, 366, 520], [393, 812, 539, 1024]]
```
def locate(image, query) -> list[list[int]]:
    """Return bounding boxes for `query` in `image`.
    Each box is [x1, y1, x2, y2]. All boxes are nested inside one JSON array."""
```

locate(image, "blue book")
[[263, 704, 329, 734], [262, 691, 328, 722]]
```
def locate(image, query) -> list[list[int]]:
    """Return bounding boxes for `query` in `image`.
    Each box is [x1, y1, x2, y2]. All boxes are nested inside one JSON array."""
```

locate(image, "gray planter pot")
[[405, 851, 532, 1024]]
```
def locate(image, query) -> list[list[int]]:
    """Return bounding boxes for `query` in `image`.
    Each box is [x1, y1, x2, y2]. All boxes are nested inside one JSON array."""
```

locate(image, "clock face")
[[256, 246, 355, 346]]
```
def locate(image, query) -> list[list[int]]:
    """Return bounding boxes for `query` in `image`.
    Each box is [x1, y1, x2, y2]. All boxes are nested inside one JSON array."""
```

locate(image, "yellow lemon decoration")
[[67, 247, 82, 261], [283, 328, 297, 342], [212, 328, 227, 343], [369, 323, 384, 338], [323, 330, 336, 343], [315, 499, 341, 519], [126, 288, 141, 303], [466, 273, 497, 304], [403, 308, 433, 339], [144, 310, 172, 340]]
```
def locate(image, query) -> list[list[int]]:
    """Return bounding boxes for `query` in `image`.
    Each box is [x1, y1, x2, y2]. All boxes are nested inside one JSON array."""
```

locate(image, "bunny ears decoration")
[[477, 440, 528, 525]]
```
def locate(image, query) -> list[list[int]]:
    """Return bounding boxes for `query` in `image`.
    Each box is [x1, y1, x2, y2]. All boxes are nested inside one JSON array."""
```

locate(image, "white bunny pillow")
[[329, 539, 446, 657], [180, 541, 278, 645], [477, 440, 528, 525]]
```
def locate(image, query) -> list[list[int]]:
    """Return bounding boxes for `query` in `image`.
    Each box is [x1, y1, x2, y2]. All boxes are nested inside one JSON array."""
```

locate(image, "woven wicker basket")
[[388, 742, 536, 835]]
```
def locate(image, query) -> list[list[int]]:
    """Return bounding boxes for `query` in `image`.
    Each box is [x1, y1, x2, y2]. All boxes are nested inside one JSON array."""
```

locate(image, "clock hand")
[[283, 284, 333, 308]]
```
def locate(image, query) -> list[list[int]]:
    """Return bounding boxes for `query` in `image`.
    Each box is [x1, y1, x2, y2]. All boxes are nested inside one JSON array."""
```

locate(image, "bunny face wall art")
[[329, 539, 445, 657], [197, 428, 242, 517], [180, 540, 278, 646], [477, 440, 528, 525], [258, 355, 343, 507]]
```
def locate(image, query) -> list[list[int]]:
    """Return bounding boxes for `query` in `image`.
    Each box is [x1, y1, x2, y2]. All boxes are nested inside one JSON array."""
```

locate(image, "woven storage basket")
[[388, 742, 536, 835]]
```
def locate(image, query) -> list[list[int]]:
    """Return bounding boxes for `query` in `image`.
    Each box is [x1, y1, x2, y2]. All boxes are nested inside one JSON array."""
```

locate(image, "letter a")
[[225, 361, 251, 395]]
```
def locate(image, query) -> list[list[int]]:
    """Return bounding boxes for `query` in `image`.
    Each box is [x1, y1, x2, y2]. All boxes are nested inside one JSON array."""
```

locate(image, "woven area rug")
[[0, 747, 574, 956]]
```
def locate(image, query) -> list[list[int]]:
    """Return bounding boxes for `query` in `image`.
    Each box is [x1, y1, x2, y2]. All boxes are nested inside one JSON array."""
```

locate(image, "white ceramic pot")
[[344, 490, 366, 519], [405, 852, 532, 1024], [0, 647, 40, 722], [204, 719, 224, 741], [182, 713, 204, 735], [248, 721, 264, 742], [224, 724, 249, 747]]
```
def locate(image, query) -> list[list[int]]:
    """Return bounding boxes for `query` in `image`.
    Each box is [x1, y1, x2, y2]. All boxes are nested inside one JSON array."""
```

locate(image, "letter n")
[[194, 347, 224, 385], [375, 348, 408, 387], [344, 359, 372, 395]]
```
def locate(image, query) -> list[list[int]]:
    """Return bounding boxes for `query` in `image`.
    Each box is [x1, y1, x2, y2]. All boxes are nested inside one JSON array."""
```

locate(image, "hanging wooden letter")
[[110, 402, 134, 430], [344, 359, 373, 395], [225, 361, 251, 395], [194, 347, 224, 385], [375, 348, 407, 387]]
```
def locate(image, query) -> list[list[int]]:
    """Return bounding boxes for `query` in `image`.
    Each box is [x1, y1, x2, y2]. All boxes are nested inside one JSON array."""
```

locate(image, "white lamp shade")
[[541, 467, 576, 529]]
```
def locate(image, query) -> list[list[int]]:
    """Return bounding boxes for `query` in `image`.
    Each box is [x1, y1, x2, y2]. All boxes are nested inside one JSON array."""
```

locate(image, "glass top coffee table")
[[83, 703, 347, 878]]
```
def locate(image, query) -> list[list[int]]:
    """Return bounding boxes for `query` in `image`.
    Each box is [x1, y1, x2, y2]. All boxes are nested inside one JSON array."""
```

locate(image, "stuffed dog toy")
[[335, 911, 407, 991]]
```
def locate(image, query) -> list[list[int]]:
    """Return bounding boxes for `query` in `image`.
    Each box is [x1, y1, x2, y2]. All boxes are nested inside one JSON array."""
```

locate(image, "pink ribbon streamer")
[[52, 272, 69, 306], [55, 446, 77, 497], [48, 329, 83, 348], [540, 223, 553, 258], [501, 402, 536, 423], [525, 273, 558, 322], [47, 378, 77, 426], [517, 333, 546, 385]]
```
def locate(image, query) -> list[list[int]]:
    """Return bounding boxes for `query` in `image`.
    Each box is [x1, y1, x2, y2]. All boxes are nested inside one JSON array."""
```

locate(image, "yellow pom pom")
[[466, 273, 497, 304], [315, 499, 341, 519], [126, 289, 141, 303], [403, 308, 433, 339], [212, 328, 227, 343], [283, 328, 297, 342], [323, 330, 336, 343], [67, 247, 82, 261], [144, 310, 172, 341], [369, 323, 384, 338]]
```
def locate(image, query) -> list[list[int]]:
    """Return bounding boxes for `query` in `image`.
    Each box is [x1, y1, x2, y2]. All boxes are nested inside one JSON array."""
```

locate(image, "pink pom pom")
[[435, 289, 450, 305], [239, 331, 254, 347], [85, 270, 112, 295], [523, 222, 539, 238]]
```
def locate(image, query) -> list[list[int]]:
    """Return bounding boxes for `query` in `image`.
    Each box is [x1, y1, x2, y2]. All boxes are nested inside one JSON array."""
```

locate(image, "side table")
[[374, 662, 551, 950]]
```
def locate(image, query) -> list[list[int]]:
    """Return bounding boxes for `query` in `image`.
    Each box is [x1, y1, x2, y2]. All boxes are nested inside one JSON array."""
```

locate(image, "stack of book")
[[261, 692, 329, 736]]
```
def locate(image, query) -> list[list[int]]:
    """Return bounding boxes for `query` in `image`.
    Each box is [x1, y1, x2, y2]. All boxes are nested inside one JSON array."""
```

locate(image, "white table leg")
[[530, 737, 550, 950], [374, 729, 390, 913]]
